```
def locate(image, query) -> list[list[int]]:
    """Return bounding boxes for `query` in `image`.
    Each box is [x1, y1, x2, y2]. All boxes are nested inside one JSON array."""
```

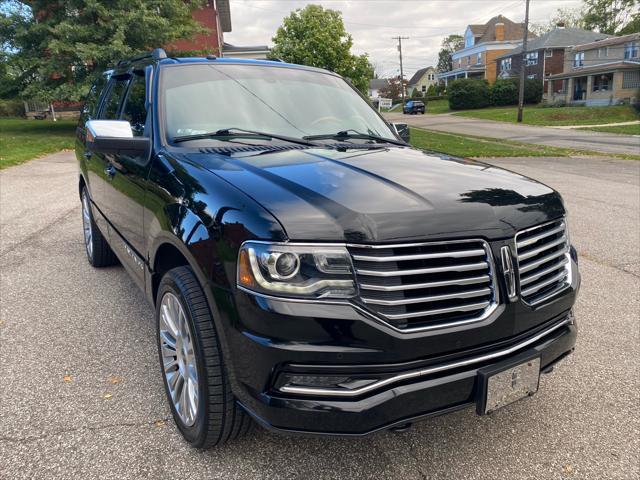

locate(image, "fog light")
[[276, 373, 382, 395]]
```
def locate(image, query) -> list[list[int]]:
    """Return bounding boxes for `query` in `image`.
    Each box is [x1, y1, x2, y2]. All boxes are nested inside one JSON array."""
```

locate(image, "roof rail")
[[117, 48, 167, 67]]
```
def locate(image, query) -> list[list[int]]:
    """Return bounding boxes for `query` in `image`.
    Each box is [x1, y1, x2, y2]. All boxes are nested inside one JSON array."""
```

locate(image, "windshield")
[[161, 63, 397, 143]]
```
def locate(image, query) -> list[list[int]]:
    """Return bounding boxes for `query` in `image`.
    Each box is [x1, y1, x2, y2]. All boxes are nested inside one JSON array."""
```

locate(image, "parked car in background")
[[403, 100, 425, 114], [75, 49, 579, 449]]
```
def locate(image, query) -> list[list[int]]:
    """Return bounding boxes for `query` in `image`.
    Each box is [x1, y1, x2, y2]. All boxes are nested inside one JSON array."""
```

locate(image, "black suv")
[[76, 49, 579, 448]]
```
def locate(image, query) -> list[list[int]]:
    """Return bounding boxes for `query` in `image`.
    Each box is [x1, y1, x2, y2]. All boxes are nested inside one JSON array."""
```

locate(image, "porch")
[[548, 65, 640, 106]]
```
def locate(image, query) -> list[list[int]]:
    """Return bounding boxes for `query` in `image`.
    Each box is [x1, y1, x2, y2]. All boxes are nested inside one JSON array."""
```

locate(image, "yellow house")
[[407, 67, 437, 96]]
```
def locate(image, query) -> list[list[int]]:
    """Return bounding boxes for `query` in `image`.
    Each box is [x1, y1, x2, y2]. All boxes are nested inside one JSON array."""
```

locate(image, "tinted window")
[[121, 72, 147, 136], [100, 77, 130, 120], [79, 72, 109, 125]]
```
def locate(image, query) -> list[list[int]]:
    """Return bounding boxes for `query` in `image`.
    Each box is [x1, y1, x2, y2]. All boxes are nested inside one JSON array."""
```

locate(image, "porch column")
[[567, 77, 574, 102], [465, 71, 468, 78], [586, 75, 593, 101]]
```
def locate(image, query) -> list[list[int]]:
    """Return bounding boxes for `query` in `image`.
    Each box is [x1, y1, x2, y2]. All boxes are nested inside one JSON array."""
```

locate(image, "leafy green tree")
[[530, 7, 586, 35], [426, 84, 437, 96], [1, 0, 206, 102], [582, 0, 638, 34], [378, 76, 407, 102], [436, 35, 463, 73], [269, 5, 373, 93]]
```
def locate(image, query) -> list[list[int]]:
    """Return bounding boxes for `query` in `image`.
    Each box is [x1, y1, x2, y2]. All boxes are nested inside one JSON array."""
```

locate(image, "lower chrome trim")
[[279, 317, 571, 397]]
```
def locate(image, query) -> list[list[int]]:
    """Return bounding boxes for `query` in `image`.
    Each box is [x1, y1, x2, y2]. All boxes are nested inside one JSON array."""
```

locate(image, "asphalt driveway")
[[1, 152, 638, 479], [384, 112, 640, 156]]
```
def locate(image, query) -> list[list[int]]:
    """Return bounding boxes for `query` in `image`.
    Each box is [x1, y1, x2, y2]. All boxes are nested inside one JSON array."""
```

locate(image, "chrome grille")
[[515, 219, 571, 305], [348, 240, 498, 331]]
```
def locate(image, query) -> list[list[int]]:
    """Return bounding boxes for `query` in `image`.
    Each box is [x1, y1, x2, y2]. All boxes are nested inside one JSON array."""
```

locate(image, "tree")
[[0, 1, 207, 102], [269, 5, 373, 93], [530, 7, 586, 35], [378, 76, 407, 102], [583, 0, 638, 34], [436, 35, 464, 73]]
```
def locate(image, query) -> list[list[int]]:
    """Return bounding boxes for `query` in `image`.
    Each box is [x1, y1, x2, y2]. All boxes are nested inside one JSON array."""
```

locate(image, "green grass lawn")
[[425, 99, 451, 114], [408, 127, 640, 159], [0, 118, 77, 169], [454, 104, 640, 126], [584, 123, 640, 135]]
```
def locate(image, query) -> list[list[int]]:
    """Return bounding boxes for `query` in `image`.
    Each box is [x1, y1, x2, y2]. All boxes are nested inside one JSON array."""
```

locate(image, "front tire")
[[81, 187, 117, 267], [156, 266, 251, 448]]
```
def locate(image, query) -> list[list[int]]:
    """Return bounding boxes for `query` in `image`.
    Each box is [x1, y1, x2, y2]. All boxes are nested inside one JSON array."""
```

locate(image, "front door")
[[101, 69, 152, 289]]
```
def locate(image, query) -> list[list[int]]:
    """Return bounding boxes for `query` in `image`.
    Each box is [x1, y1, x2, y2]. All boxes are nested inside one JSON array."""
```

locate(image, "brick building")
[[495, 27, 610, 94], [438, 15, 533, 85]]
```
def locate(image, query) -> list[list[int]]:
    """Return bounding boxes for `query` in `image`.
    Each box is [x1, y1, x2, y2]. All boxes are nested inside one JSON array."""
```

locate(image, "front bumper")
[[232, 311, 577, 435]]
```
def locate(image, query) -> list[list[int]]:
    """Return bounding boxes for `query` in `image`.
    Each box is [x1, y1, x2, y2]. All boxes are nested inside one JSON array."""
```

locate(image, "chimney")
[[495, 22, 505, 41]]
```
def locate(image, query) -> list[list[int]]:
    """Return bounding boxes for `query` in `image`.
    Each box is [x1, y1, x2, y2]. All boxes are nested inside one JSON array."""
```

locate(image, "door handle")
[[104, 165, 116, 178]]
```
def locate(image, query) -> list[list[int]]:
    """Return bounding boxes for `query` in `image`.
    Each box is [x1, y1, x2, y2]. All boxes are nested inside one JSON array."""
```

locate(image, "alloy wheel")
[[81, 193, 93, 258], [159, 292, 199, 426]]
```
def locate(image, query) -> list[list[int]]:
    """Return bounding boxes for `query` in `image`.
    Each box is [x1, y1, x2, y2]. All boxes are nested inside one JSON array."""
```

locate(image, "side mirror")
[[86, 120, 149, 155], [393, 123, 410, 143]]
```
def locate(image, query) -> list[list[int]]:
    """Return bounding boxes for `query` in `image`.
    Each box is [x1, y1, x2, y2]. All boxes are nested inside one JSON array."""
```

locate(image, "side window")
[[121, 72, 147, 136], [79, 73, 109, 126], [99, 77, 130, 120]]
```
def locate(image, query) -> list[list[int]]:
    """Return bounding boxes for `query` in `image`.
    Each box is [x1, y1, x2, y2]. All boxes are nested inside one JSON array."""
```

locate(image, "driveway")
[[1, 152, 639, 479], [384, 112, 640, 156]]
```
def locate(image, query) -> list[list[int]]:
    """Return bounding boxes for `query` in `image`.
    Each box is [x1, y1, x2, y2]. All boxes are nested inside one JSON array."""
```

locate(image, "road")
[[1, 152, 639, 479], [384, 112, 640, 156]]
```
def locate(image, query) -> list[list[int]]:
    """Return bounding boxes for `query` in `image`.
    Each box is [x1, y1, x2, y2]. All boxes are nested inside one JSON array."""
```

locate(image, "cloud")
[[224, 0, 583, 77]]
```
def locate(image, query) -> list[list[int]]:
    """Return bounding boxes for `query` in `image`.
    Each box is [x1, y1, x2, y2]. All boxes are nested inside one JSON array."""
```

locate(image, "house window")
[[421, 85, 427, 92], [527, 74, 537, 79], [466, 56, 470, 65], [592, 73, 613, 92], [500, 58, 512, 71], [545, 49, 553, 58], [624, 42, 638, 59], [524, 51, 538, 66], [477, 52, 482, 65], [597, 47, 609, 58], [623, 70, 640, 89], [574, 52, 584, 67]]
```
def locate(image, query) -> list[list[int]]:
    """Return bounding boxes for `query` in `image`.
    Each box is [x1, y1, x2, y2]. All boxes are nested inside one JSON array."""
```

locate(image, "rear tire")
[[81, 187, 117, 267], [156, 266, 252, 448]]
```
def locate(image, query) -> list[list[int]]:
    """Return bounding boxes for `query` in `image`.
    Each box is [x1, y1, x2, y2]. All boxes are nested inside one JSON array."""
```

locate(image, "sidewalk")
[[384, 112, 640, 156]]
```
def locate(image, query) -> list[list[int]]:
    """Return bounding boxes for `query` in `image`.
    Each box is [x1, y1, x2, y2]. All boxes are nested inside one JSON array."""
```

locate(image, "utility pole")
[[393, 36, 409, 105], [517, 0, 531, 123]]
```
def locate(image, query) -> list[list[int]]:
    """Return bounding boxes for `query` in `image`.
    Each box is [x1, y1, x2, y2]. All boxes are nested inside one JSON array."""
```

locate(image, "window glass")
[[121, 72, 147, 136], [100, 77, 130, 119], [161, 64, 397, 142], [79, 72, 110, 125]]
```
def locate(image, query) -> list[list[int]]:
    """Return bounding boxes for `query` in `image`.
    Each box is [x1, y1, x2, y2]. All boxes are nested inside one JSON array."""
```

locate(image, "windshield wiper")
[[173, 127, 319, 147], [303, 129, 406, 146]]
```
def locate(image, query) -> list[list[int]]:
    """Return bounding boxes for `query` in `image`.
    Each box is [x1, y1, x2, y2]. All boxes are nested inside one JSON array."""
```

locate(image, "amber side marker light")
[[238, 249, 256, 288]]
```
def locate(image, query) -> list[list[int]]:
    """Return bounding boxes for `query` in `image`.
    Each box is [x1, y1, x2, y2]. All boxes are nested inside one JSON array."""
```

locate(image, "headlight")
[[237, 242, 357, 299]]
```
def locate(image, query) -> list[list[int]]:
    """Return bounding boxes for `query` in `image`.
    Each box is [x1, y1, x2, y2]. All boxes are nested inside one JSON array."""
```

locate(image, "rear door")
[[100, 69, 152, 289]]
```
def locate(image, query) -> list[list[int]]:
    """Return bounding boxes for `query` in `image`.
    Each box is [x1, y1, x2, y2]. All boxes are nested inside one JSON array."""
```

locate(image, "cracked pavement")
[[1, 152, 638, 479]]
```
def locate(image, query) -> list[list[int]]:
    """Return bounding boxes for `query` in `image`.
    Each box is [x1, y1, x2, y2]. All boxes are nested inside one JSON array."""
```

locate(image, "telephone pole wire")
[[517, 0, 531, 123], [393, 36, 409, 105]]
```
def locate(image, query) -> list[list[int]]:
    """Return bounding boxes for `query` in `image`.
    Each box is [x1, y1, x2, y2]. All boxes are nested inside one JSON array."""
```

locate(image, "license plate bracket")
[[476, 352, 541, 415]]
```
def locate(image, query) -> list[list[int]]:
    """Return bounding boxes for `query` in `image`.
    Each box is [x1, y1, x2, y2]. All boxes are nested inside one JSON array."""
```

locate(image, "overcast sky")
[[224, 0, 583, 77]]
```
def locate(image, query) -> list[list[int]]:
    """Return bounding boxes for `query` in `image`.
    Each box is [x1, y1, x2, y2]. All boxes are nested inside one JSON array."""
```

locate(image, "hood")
[[183, 146, 564, 243]]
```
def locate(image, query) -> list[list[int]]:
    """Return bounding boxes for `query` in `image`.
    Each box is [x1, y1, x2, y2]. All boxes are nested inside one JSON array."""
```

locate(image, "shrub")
[[411, 89, 424, 98], [426, 84, 437, 96], [448, 79, 491, 110], [523, 78, 543, 104], [0, 98, 24, 117], [491, 79, 519, 106]]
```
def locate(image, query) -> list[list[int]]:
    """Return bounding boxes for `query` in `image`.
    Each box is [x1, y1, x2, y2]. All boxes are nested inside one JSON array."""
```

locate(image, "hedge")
[[0, 99, 24, 117], [448, 79, 491, 110], [448, 77, 544, 110]]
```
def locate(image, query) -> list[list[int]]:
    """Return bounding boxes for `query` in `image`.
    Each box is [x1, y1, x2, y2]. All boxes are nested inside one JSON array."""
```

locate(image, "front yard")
[[0, 118, 77, 169]]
